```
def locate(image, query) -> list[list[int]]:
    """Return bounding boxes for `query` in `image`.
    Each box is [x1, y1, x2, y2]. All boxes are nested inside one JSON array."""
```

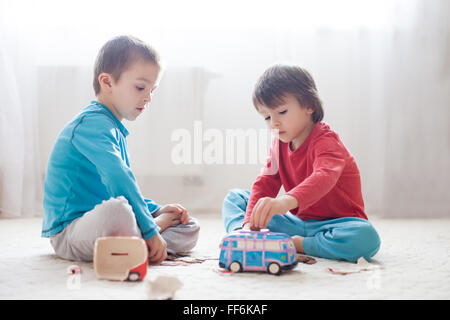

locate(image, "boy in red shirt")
[[222, 65, 380, 262]]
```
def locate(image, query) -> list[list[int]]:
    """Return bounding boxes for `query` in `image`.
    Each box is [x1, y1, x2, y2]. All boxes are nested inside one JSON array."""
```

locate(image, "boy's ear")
[[98, 73, 114, 93]]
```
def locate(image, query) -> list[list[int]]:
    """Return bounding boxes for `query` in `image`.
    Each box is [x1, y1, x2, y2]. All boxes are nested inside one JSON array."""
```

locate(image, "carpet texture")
[[0, 214, 449, 299]]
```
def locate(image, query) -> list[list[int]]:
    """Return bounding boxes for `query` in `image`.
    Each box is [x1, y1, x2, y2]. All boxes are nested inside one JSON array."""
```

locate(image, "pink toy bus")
[[219, 230, 298, 275]]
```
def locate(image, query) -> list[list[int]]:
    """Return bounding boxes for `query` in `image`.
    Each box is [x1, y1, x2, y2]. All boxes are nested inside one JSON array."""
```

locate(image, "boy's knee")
[[222, 189, 250, 214], [98, 197, 140, 236], [352, 222, 381, 261], [163, 217, 200, 254], [224, 189, 249, 202], [104, 196, 134, 221], [183, 217, 201, 234]]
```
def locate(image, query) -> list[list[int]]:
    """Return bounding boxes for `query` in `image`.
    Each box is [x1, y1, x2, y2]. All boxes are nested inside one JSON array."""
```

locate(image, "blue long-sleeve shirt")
[[42, 101, 161, 239]]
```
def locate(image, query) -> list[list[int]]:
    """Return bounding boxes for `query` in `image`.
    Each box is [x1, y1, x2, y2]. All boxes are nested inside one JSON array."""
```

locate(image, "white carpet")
[[1, 214, 449, 300]]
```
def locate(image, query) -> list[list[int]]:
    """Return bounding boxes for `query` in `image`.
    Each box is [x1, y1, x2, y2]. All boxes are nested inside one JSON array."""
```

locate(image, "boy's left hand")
[[250, 195, 298, 230], [158, 204, 190, 225]]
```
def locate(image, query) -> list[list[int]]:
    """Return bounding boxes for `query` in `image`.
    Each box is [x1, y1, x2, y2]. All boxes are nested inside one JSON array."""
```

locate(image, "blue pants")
[[222, 189, 381, 262]]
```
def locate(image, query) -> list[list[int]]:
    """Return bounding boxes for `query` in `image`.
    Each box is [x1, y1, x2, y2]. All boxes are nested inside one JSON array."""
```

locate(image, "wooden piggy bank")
[[94, 236, 148, 281]]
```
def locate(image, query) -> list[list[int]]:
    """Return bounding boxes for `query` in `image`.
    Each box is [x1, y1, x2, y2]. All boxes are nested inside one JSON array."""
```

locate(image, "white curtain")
[[1, 0, 448, 217], [0, 1, 43, 217]]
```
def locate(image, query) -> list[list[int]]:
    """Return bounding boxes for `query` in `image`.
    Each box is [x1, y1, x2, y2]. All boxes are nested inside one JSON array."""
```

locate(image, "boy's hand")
[[242, 222, 251, 230], [242, 222, 260, 231], [146, 233, 167, 265], [250, 195, 298, 230], [158, 204, 190, 225]]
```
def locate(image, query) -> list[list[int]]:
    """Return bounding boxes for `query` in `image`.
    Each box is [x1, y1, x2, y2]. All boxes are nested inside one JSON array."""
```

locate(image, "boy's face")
[[108, 59, 161, 121], [257, 94, 314, 148]]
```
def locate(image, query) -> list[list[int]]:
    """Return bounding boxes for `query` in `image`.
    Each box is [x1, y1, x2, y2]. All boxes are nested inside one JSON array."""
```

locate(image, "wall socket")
[[182, 176, 204, 187]]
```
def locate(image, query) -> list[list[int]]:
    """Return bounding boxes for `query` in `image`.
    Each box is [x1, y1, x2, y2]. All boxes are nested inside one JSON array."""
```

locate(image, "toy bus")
[[218, 230, 298, 275], [94, 236, 148, 281]]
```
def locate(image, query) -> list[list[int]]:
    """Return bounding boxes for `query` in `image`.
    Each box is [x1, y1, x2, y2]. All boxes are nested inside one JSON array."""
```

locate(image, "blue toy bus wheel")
[[267, 262, 281, 275], [229, 261, 242, 273]]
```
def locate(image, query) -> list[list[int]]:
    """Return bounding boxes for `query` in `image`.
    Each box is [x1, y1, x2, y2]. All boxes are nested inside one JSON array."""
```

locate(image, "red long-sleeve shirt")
[[244, 122, 367, 224]]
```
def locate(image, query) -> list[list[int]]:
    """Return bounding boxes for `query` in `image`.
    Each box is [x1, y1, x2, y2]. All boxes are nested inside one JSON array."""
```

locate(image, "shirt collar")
[[91, 100, 130, 137]]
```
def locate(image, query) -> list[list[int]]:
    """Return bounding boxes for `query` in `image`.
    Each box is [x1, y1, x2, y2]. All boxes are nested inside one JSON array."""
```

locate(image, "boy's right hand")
[[242, 222, 259, 231], [146, 233, 167, 265]]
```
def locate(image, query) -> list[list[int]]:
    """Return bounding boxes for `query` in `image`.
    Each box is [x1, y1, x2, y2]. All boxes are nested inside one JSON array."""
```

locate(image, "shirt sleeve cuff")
[[144, 198, 162, 215], [140, 224, 161, 240]]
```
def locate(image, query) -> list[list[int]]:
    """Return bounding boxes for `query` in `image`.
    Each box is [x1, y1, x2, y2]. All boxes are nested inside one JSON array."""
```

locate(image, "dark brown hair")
[[252, 64, 324, 123], [93, 35, 160, 95]]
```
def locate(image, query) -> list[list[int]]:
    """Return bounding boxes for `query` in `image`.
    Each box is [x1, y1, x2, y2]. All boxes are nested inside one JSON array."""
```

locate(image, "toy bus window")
[[254, 241, 263, 250], [223, 240, 229, 247], [236, 240, 245, 249], [265, 241, 280, 250]]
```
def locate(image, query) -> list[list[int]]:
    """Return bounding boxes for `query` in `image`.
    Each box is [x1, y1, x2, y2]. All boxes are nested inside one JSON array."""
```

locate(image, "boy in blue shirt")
[[42, 35, 199, 263]]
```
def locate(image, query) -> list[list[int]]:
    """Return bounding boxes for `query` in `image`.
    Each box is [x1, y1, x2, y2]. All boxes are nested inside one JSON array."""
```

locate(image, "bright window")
[[254, 241, 264, 250], [236, 240, 245, 249], [265, 241, 280, 251]]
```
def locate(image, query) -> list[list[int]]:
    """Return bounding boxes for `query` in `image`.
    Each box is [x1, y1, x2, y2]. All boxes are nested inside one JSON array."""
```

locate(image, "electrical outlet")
[[182, 176, 204, 187]]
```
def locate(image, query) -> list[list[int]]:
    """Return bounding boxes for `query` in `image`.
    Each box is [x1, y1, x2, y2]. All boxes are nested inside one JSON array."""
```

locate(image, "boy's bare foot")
[[154, 212, 181, 233], [291, 235, 305, 254]]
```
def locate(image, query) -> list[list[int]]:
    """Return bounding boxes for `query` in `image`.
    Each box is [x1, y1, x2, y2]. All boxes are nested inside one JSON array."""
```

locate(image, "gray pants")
[[50, 196, 200, 261]]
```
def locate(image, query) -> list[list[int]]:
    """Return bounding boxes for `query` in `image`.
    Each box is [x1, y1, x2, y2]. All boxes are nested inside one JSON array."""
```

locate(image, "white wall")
[[4, 0, 450, 218]]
